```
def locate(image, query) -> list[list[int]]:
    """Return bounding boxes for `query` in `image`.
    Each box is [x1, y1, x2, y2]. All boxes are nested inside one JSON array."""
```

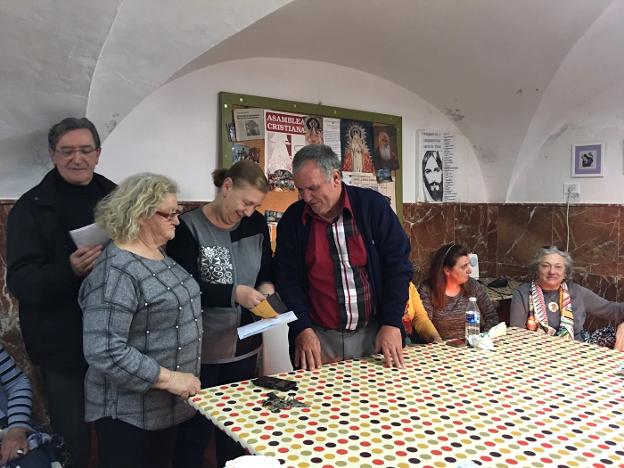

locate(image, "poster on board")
[[373, 125, 399, 171], [304, 116, 324, 145], [232, 139, 264, 167], [322, 117, 341, 158], [234, 108, 264, 141], [264, 110, 307, 191], [342, 171, 396, 213], [418, 130, 457, 202], [341, 120, 375, 173]]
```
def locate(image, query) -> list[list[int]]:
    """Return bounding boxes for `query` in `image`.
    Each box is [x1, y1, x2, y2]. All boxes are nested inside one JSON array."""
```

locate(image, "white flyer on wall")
[[417, 130, 457, 202], [342, 171, 396, 213], [234, 108, 264, 141], [322, 117, 341, 158]]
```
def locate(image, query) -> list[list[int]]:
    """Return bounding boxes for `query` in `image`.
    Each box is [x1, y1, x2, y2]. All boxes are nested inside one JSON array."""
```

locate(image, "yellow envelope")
[[251, 299, 279, 318], [250, 293, 288, 318]]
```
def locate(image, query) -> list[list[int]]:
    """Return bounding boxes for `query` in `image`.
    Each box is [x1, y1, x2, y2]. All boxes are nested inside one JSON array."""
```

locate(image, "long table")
[[189, 328, 624, 467]]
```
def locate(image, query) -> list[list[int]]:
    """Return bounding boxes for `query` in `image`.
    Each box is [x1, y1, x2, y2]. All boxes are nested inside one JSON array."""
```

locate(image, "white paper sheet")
[[69, 223, 110, 247], [237, 311, 297, 340]]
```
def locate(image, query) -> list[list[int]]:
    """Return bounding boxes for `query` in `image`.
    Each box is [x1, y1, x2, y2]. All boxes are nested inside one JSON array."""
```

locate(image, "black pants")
[[172, 355, 258, 468], [5, 446, 55, 468], [40, 367, 89, 468], [95, 418, 178, 468]]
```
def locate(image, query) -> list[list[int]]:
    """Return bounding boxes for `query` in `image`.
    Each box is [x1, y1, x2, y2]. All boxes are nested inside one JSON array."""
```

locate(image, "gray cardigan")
[[510, 282, 624, 340], [79, 243, 202, 430]]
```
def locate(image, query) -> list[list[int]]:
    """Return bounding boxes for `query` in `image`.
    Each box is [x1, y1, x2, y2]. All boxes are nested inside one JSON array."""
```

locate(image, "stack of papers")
[[237, 311, 297, 340]]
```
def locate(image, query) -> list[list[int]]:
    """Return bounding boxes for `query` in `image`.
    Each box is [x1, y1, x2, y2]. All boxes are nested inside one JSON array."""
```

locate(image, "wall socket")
[[563, 182, 580, 202]]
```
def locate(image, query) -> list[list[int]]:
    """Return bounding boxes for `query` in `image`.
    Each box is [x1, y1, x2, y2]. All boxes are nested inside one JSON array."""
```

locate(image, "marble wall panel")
[[486, 205, 500, 265], [403, 203, 454, 283], [497, 205, 554, 268], [454, 204, 490, 262], [0, 201, 48, 424], [573, 271, 618, 302], [402, 203, 416, 223], [0, 203, 16, 325], [496, 263, 531, 282], [618, 206, 624, 268], [553, 205, 619, 276], [477, 261, 496, 280]]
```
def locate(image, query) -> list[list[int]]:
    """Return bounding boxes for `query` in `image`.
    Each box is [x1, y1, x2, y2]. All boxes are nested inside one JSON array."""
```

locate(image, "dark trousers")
[[172, 355, 258, 468], [4, 447, 54, 468], [95, 417, 178, 468], [40, 367, 89, 468]]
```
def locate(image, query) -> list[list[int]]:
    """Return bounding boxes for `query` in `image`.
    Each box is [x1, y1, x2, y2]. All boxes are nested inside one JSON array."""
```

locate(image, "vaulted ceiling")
[[2, 0, 621, 200]]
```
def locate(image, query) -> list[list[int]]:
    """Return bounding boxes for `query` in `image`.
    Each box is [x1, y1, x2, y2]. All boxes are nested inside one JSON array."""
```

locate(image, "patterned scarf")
[[528, 280, 574, 339]]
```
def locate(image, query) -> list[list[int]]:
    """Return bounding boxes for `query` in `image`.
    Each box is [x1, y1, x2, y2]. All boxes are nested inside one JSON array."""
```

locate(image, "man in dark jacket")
[[6, 117, 116, 468], [274, 144, 412, 370]]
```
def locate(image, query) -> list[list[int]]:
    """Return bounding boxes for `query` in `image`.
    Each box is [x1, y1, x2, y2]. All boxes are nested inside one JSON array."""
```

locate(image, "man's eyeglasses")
[[155, 208, 184, 221], [54, 147, 98, 157]]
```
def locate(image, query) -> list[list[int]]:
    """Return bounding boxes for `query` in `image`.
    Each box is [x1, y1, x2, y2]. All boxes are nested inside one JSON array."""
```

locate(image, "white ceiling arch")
[[168, 0, 614, 201], [0, 0, 291, 195], [86, 0, 292, 138], [1, 0, 619, 201]]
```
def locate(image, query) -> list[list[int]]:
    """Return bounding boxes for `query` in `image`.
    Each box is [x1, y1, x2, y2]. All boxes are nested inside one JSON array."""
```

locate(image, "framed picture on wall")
[[571, 142, 604, 177]]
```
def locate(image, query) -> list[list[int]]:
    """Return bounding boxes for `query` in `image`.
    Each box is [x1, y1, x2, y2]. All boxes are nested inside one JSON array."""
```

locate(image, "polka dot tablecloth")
[[189, 328, 624, 467]]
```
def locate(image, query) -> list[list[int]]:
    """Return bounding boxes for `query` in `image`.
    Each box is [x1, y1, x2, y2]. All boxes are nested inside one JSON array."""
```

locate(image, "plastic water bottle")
[[465, 297, 481, 346]]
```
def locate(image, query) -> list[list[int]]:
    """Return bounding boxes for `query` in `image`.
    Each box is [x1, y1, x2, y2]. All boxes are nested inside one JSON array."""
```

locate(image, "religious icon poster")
[[418, 130, 457, 202], [340, 120, 375, 174]]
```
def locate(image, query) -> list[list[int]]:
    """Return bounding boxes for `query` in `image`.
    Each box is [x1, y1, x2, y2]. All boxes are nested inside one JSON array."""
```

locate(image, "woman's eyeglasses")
[[155, 208, 183, 221]]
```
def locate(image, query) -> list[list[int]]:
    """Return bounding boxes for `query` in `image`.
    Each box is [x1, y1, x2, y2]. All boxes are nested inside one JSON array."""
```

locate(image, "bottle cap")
[[469, 296, 477, 301]]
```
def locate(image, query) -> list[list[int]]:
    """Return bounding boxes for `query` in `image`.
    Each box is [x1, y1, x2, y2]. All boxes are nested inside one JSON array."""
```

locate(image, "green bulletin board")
[[218, 91, 403, 224]]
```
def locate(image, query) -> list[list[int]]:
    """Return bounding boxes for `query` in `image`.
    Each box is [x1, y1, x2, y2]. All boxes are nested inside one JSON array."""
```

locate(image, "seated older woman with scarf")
[[510, 246, 624, 348]]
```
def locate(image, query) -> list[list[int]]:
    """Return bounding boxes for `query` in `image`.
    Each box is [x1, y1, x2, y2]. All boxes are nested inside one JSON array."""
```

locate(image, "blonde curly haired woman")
[[79, 173, 202, 468]]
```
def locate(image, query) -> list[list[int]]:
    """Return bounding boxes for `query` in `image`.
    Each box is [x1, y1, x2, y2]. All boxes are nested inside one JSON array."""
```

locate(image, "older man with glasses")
[[6, 117, 116, 468]]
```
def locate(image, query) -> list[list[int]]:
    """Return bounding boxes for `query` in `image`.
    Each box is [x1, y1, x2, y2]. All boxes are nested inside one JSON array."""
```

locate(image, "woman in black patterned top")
[[79, 173, 202, 468], [168, 160, 273, 468]]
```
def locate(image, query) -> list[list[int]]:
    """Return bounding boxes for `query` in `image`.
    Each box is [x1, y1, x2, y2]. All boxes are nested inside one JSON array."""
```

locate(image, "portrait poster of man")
[[373, 125, 399, 171], [304, 116, 324, 145], [340, 120, 375, 173], [421, 150, 443, 202]]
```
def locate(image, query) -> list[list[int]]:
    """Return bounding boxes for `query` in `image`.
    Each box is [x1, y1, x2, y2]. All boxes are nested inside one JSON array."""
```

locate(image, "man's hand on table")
[[374, 325, 405, 368], [295, 328, 322, 370]]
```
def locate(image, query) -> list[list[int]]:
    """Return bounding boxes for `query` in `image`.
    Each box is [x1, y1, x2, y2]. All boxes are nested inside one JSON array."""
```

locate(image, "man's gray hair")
[[292, 144, 341, 181], [528, 246, 573, 278]]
